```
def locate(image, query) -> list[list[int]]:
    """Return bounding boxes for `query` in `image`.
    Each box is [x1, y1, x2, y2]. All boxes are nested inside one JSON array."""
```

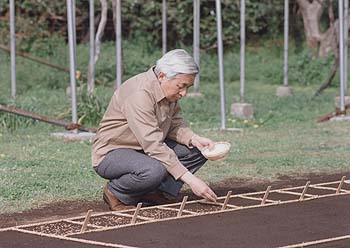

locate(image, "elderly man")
[[92, 49, 217, 210]]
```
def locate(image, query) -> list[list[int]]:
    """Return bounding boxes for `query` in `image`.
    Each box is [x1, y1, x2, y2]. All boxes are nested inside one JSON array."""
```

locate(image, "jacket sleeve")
[[166, 102, 194, 147]]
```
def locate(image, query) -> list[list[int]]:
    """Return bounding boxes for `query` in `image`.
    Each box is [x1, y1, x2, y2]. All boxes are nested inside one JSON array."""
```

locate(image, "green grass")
[[0, 39, 349, 214]]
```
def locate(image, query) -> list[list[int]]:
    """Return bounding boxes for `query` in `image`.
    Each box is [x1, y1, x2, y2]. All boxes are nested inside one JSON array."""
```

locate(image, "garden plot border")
[[1, 177, 349, 248]]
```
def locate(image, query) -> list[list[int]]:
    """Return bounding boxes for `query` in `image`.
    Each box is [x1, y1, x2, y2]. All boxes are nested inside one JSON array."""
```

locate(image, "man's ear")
[[158, 72, 167, 82]]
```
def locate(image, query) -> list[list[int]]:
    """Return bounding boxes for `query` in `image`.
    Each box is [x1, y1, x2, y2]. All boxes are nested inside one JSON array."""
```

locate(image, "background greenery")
[[1, 38, 349, 214], [0, 1, 349, 214], [0, 0, 288, 50]]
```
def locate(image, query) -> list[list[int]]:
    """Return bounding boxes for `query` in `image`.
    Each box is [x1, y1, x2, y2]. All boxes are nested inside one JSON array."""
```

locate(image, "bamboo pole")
[[221, 191, 232, 210], [261, 186, 271, 205], [336, 176, 346, 194], [131, 203, 142, 224], [299, 181, 310, 201], [80, 209, 93, 233], [177, 196, 188, 217]]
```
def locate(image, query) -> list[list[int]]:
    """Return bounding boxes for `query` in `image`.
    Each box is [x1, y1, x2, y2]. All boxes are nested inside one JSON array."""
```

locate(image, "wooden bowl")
[[201, 142, 231, 161]]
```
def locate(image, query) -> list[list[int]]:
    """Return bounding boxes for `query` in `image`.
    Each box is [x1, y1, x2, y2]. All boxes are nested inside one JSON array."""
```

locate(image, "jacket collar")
[[146, 66, 167, 103]]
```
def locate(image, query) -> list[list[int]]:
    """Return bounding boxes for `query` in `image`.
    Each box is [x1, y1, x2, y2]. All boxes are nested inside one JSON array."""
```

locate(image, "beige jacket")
[[91, 67, 194, 179]]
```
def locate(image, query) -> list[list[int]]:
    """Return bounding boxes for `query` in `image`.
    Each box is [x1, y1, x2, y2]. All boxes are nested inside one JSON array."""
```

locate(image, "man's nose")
[[180, 88, 187, 97]]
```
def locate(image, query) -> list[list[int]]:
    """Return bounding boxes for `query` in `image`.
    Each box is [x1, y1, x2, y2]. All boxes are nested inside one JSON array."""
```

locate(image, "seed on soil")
[[125, 208, 188, 219], [73, 214, 142, 227], [184, 203, 226, 213], [21, 221, 94, 236]]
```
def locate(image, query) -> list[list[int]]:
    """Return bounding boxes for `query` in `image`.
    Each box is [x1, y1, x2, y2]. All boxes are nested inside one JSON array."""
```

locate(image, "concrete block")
[[51, 131, 96, 142], [276, 86, 293, 97], [231, 102, 254, 120]]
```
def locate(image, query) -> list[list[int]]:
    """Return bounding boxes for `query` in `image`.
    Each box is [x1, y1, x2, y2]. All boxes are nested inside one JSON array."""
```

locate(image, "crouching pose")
[[92, 49, 217, 210]]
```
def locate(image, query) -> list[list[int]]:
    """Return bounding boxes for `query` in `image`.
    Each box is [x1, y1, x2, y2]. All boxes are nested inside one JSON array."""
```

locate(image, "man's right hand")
[[180, 172, 217, 202]]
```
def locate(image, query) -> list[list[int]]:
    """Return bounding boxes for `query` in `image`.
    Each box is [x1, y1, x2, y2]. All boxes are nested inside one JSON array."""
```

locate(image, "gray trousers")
[[94, 139, 207, 205]]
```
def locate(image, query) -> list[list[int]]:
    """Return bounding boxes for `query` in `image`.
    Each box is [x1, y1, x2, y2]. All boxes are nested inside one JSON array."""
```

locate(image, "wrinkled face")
[[158, 72, 196, 102]]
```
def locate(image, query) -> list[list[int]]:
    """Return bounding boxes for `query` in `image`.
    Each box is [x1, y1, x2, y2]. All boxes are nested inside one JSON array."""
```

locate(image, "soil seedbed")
[[0, 230, 109, 248], [179, 202, 226, 213], [72, 214, 143, 227], [324, 182, 350, 191], [252, 192, 302, 202], [165, 201, 232, 213], [288, 186, 337, 196], [123, 207, 189, 219], [19, 220, 96, 236], [73, 194, 350, 248], [220, 195, 262, 207]]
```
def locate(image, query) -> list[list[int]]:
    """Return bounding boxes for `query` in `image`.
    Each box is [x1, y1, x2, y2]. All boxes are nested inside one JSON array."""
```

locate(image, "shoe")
[[139, 190, 178, 206], [103, 184, 131, 211]]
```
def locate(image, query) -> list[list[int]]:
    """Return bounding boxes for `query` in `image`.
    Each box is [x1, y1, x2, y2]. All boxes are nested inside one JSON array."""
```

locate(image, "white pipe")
[[67, 0, 78, 125], [162, 0, 167, 55], [193, 0, 200, 92], [116, 0, 122, 88], [240, 0, 245, 102], [215, 0, 226, 130], [344, 0, 348, 95], [88, 0, 95, 93], [10, 0, 16, 99], [339, 0, 346, 112], [283, 0, 289, 87]]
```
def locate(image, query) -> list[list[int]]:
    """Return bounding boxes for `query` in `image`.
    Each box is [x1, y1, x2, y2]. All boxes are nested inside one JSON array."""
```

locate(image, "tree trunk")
[[296, 0, 325, 57]]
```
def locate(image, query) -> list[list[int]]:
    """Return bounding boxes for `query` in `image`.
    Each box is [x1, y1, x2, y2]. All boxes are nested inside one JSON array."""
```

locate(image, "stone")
[[276, 86, 293, 97], [231, 103, 254, 120]]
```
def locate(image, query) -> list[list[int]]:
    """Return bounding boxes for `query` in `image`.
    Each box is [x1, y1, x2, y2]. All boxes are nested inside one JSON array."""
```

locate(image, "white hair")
[[154, 49, 199, 78]]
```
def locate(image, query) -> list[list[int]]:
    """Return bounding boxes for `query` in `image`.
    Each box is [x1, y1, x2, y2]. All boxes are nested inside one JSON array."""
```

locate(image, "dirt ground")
[[1, 172, 350, 248], [1, 171, 349, 229]]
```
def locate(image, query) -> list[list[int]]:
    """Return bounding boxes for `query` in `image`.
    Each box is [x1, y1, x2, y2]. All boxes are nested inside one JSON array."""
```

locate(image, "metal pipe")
[[162, 0, 167, 55], [240, 0, 245, 102], [67, 0, 78, 125], [344, 0, 348, 95], [0, 104, 97, 133], [116, 0, 122, 88], [193, 0, 200, 92], [10, 0, 16, 99], [72, 0, 77, 61], [339, 0, 346, 113], [88, 0, 95, 93], [215, 0, 226, 130], [283, 0, 289, 87], [0, 44, 102, 84]]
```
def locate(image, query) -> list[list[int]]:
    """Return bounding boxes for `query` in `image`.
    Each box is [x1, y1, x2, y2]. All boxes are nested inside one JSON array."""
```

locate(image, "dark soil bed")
[[0, 230, 106, 248], [1, 172, 350, 248], [73, 194, 350, 248]]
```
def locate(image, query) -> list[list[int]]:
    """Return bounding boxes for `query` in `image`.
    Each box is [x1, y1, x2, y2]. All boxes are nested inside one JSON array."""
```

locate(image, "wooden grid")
[[1, 177, 349, 248]]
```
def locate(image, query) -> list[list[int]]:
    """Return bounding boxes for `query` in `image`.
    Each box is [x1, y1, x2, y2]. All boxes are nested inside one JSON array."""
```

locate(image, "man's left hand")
[[190, 134, 214, 151]]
